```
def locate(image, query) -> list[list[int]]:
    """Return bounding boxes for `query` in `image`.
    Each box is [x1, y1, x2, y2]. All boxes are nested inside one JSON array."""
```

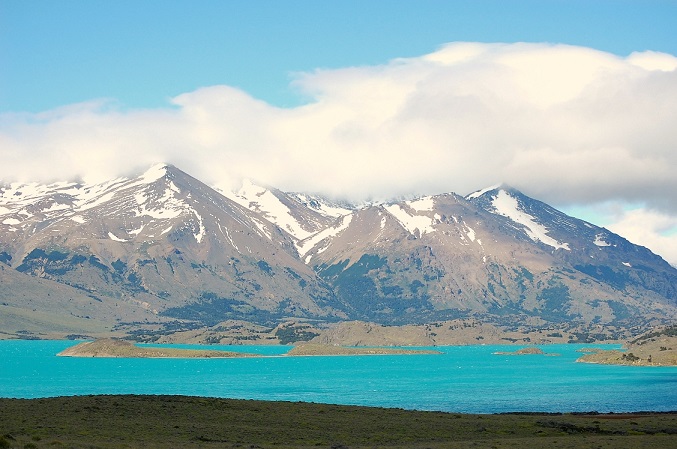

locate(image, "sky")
[[1, 0, 677, 265]]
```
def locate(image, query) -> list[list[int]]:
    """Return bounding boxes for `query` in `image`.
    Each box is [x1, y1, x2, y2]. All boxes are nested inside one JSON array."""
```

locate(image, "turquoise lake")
[[2, 340, 676, 413]]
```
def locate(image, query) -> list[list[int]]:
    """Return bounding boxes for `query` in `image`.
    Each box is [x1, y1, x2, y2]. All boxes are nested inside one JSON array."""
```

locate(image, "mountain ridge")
[[1, 163, 675, 340]]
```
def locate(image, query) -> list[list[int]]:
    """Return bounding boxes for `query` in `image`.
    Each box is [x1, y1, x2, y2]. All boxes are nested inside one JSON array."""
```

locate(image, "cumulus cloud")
[[1, 42, 676, 263]]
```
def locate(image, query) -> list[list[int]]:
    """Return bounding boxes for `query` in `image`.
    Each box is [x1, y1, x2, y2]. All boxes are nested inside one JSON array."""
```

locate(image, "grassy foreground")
[[1, 396, 676, 449]]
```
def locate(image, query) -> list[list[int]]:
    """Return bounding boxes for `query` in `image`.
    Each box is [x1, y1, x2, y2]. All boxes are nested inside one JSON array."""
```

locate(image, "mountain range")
[[1, 163, 675, 340]]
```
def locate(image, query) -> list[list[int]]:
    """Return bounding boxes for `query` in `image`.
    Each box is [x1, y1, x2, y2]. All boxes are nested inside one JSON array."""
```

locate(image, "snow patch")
[[2, 218, 21, 225], [139, 163, 168, 184], [218, 222, 238, 251], [594, 234, 611, 247], [42, 203, 70, 213], [168, 181, 181, 193], [135, 187, 184, 219], [129, 224, 145, 236], [251, 217, 272, 240], [228, 181, 314, 240], [75, 190, 116, 212], [408, 196, 435, 212], [70, 215, 86, 223], [291, 193, 353, 218], [298, 214, 353, 257], [466, 184, 501, 200], [384, 204, 436, 236], [108, 232, 127, 242], [465, 224, 476, 242], [492, 190, 570, 250], [193, 212, 206, 243], [622, 262, 632, 267]]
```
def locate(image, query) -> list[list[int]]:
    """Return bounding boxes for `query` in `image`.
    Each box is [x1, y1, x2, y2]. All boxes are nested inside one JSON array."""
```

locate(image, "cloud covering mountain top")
[[1, 42, 676, 264]]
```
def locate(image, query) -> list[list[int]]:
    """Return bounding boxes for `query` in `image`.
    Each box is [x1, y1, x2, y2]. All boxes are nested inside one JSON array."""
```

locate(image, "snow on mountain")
[[0, 163, 285, 252], [222, 180, 314, 240], [0, 163, 344, 331], [297, 214, 354, 261], [491, 189, 570, 250], [466, 186, 570, 251], [593, 233, 613, 247], [0, 164, 192, 240], [384, 196, 440, 237], [2, 164, 676, 337], [219, 180, 348, 242], [465, 184, 501, 200], [287, 193, 354, 218]]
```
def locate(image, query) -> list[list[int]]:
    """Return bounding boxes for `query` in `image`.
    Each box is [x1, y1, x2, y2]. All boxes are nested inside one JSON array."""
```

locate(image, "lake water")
[[2, 340, 676, 413]]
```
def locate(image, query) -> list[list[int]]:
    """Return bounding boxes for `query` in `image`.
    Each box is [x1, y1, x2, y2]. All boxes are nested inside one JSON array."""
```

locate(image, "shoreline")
[[1, 393, 675, 415]]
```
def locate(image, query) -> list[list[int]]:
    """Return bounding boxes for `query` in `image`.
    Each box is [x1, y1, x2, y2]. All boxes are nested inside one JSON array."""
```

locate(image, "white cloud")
[[607, 208, 677, 267], [1, 42, 676, 263], [562, 202, 677, 267]]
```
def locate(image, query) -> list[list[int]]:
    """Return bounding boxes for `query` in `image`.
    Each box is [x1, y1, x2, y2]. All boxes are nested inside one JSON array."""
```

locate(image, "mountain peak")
[[465, 183, 503, 200], [137, 163, 173, 183]]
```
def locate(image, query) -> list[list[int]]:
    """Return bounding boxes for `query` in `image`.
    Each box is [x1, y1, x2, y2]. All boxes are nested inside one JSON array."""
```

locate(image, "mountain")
[[1, 165, 675, 340], [219, 179, 352, 241], [0, 164, 344, 338], [302, 187, 676, 327]]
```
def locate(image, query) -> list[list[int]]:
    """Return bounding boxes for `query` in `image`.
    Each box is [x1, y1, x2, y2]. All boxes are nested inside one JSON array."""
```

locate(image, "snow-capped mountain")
[[299, 188, 676, 325], [0, 164, 344, 334], [219, 179, 351, 242], [1, 164, 675, 338]]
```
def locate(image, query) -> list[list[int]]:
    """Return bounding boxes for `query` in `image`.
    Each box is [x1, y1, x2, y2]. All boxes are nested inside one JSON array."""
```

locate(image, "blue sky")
[[3, 0, 677, 112], [1, 1, 677, 265]]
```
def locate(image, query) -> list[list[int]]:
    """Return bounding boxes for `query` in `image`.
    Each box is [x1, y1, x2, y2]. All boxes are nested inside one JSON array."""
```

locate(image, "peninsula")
[[577, 326, 677, 366]]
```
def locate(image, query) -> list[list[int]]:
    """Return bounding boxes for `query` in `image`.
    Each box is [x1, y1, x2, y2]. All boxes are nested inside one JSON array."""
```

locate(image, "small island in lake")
[[287, 343, 441, 356], [57, 339, 261, 358], [493, 347, 559, 356], [57, 339, 442, 358]]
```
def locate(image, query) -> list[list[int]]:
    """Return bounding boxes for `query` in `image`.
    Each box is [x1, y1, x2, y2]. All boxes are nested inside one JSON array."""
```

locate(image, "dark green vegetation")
[[274, 322, 319, 344], [317, 254, 436, 323], [631, 325, 677, 344], [0, 396, 675, 449]]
